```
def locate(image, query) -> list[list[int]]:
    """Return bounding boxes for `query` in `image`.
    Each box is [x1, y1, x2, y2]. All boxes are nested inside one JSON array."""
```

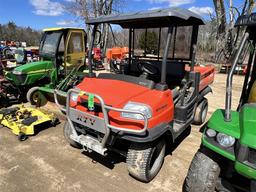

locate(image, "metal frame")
[[54, 89, 148, 150], [225, 32, 249, 121]]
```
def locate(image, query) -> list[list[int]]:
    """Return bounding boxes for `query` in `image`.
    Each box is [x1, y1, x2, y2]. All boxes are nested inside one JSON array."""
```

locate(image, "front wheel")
[[126, 139, 166, 182], [27, 87, 47, 106], [193, 98, 208, 125], [63, 121, 82, 149], [183, 150, 220, 192]]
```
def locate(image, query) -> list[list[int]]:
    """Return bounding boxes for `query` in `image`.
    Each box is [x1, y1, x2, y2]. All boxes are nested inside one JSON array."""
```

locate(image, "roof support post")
[[88, 24, 98, 77], [161, 26, 173, 84]]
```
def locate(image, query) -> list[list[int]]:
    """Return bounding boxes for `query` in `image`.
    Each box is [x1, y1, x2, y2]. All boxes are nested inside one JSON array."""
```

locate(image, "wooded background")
[[0, 0, 255, 63]]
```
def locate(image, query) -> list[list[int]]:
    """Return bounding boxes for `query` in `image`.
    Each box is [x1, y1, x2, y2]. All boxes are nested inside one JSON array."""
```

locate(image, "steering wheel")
[[137, 61, 159, 76]]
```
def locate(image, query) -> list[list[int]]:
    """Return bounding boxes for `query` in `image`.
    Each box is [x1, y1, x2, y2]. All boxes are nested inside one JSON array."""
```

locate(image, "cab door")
[[64, 29, 86, 74]]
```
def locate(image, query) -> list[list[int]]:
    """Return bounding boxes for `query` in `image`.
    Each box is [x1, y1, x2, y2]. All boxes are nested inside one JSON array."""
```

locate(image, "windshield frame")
[[39, 31, 64, 58]]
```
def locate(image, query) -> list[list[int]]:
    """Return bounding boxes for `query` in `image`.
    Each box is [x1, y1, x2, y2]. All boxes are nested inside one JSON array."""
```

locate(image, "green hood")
[[207, 109, 240, 139], [12, 60, 54, 74], [5, 60, 55, 86]]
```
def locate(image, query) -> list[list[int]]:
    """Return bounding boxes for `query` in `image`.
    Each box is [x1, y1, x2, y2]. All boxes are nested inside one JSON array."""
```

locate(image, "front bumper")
[[203, 133, 256, 180], [55, 89, 150, 155]]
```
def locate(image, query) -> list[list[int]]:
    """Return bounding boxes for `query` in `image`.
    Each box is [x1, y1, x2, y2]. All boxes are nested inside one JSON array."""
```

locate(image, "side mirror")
[[94, 30, 101, 45]]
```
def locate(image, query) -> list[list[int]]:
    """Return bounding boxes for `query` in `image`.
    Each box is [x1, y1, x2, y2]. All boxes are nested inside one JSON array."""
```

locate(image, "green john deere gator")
[[1, 28, 87, 107], [183, 13, 256, 192]]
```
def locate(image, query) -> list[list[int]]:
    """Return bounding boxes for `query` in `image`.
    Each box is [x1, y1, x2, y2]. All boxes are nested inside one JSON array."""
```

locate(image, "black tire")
[[193, 98, 208, 125], [126, 139, 166, 182], [18, 132, 28, 141], [51, 118, 59, 127], [183, 151, 220, 192], [3, 48, 14, 59], [27, 87, 47, 106], [63, 121, 82, 149]]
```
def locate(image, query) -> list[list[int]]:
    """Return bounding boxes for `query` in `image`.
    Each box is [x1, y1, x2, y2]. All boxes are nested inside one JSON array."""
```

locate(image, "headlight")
[[13, 70, 25, 75], [121, 102, 152, 120], [216, 133, 235, 148], [206, 128, 216, 137], [70, 92, 78, 102]]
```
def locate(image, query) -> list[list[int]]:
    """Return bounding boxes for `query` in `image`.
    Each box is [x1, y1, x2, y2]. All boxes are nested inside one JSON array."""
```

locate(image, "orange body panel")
[[186, 65, 215, 91], [106, 47, 129, 61], [75, 78, 174, 130]]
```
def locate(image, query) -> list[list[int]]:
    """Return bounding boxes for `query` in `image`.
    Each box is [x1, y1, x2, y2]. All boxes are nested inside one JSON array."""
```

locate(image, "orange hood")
[[76, 77, 152, 107]]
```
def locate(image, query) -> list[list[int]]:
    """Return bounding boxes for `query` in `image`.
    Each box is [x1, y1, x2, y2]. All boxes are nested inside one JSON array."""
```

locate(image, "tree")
[[67, 0, 124, 55], [213, 0, 255, 62], [0, 22, 41, 46], [138, 31, 158, 54]]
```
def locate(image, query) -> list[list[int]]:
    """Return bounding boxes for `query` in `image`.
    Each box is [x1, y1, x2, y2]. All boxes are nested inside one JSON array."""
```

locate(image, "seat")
[[130, 59, 186, 88]]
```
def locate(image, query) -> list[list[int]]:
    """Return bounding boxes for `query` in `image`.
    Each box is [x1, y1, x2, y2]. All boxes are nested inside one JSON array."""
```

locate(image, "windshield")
[[40, 31, 62, 56]]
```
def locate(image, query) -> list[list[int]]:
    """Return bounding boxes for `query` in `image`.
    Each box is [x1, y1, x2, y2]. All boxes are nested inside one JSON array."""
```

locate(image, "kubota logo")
[[77, 115, 96, 126]]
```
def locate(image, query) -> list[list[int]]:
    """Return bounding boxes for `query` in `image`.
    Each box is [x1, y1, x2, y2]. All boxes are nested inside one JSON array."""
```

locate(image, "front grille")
[[248, 148, 256, 164]]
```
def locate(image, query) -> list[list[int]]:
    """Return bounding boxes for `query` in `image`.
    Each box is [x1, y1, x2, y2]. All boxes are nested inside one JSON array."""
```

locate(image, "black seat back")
[[130, 59, 186, 88]]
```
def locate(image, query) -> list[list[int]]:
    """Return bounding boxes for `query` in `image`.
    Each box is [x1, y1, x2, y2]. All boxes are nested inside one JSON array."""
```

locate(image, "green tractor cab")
[[184, 13, 256, 192], [1, 28, 87, 107]]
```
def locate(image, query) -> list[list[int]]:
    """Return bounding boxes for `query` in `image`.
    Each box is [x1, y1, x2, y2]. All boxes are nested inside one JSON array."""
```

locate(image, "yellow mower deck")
[[0, 105, 58, 140]]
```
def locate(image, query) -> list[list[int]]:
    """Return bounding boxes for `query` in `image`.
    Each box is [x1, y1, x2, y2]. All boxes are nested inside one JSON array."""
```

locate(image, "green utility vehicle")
[[1, 28, 86, 107], [183, 13, 256, 192]]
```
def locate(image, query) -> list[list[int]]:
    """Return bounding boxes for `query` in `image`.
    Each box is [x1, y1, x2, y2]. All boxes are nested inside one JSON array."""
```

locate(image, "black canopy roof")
[[235, 13, 256, 27], [87, 7, 205, 28]]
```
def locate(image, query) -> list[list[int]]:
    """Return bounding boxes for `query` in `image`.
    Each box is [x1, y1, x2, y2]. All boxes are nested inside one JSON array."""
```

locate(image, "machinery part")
[[51, 118, 60, 127], [63, 121, 82, 149], [0, 105, 57, 139], [193, 98, 208, 125], [15, 48, 27, 64], [18, 132, 28, 141], [216, 178, 236, 192], [3, 47, 14, 59], [183, 151, 220, 192], [21, 116, 38, 126], [251, 180, 256, 192], [27, 87, 47, 106], [126, 139, 166, 182], [137, 61, 159, 76], [248, 80, 256, 103], [0, 77, 22, 107]]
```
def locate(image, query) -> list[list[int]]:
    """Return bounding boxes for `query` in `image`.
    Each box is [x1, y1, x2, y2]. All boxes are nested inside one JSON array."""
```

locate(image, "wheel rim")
[[149, 141, 166, 176], [32, 92, 40, 103]]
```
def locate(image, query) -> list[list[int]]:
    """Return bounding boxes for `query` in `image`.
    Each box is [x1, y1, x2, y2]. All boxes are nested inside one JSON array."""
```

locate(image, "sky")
[[0, 0, 249, 30]]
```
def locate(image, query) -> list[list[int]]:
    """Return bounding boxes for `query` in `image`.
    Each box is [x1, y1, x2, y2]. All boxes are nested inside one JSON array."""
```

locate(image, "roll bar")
[[225, 32, 249, 121]]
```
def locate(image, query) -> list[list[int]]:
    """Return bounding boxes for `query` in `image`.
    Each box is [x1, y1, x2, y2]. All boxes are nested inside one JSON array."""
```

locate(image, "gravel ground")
[[0, 73, 244, 192]]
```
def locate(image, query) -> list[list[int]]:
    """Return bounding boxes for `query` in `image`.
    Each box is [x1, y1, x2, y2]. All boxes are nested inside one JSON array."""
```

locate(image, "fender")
[[197, 86, 212, 103]]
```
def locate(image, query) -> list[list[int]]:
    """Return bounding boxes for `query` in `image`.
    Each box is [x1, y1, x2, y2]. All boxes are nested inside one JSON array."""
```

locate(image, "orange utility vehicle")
[[106, 47, 129, 73], [55, 8, 215, 182]]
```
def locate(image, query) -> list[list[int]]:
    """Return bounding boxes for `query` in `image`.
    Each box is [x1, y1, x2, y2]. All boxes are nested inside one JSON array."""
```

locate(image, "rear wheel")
[[126, 139, 166, 182], [27, 87, 47, 106], [63, 121, 82, 149], [193, 98, 208, 125], [183, 150, 220, 192]]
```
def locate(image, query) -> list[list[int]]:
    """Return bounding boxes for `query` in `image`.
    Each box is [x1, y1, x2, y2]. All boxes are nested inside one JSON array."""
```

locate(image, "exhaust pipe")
[[225, 32, 249, 121]]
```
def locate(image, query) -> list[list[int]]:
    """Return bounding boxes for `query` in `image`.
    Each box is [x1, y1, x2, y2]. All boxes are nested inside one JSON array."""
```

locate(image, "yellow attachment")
[[248, 81, 256, 103], [0, 105, 56, 136]]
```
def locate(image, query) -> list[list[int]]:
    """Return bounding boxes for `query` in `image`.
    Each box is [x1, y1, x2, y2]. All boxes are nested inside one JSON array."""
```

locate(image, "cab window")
[[67, 32, 84, 54]]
